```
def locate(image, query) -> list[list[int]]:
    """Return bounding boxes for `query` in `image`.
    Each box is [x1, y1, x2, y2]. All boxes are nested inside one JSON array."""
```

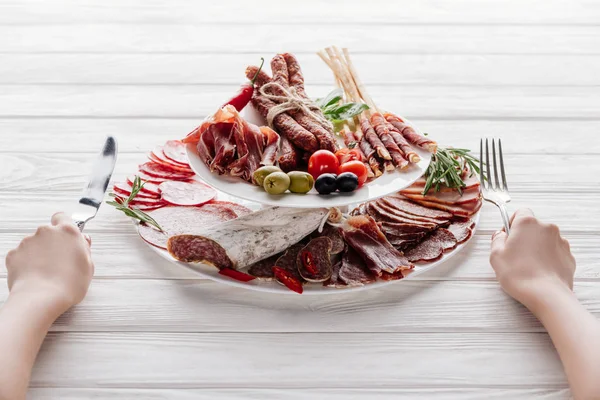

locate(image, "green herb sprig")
[[422, 147, 480, 196], [317, 88, 369, 131], [106, 175, 163, 231]]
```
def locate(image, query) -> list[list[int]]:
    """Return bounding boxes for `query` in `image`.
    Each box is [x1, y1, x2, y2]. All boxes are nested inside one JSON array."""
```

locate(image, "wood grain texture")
[[25, 387, 573, 400]]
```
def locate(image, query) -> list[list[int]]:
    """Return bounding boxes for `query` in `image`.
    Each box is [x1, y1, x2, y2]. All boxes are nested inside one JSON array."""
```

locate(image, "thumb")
[[491, 230, 508, 253]]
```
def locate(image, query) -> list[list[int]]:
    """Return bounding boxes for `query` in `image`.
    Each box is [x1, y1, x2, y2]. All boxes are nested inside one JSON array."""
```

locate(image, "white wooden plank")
[[0, 279, 597, 333], [1, 24, 598, 55], [0, 231, 598, 281], [0, 118, 596, 154], [1, 0, 597, 25], [25, 387, 572, 400], [0, 85, 598, 119], [1, 54, 596, 87], [28, 332, 567, 387]]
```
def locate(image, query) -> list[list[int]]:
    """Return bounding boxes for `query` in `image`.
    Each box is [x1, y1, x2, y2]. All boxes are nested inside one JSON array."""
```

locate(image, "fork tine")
[[498, 138, 508, 191], [491, 139, 500, 191], [485, 138, 493, 190], [479, 138, 486, 189]]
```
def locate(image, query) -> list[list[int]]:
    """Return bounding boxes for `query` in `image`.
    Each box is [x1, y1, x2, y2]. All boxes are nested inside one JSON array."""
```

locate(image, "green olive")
[[252, 166, 282, 186], [287, 171, 314, 194], [263, 172, 291, 195]]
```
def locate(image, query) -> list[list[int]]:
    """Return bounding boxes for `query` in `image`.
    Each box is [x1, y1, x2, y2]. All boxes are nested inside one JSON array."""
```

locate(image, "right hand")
[[5, 212, 94, 316], [490, 208, 576, 312]]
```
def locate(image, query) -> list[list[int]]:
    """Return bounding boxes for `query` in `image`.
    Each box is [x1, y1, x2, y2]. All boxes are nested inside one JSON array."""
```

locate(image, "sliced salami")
[[127, 176, 161, 195], [135, 171, 173, 183], [152, 146, 189, 167], [168, 235, 233, 268], [338, 246, 376, 286], [297, 237, 333, 283], [139, 162, 195, 180], [313, 224, 345, 255], [158, 181, 216, 206], [163, 140, 189, 165], [148, 152, 193, 173], [206, 200, 253, 218], [273, 243, 305, 282], [128, 197, 167, 207], [197, 202, 238, 220], [112, 182, 158, 199], [132, 204, 165, 212], [247, 254, 280, 280], [138, 206, 237, 249]]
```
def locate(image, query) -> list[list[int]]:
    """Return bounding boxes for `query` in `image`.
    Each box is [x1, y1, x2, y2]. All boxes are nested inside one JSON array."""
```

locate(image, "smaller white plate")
[[186, 109, 431, 208]]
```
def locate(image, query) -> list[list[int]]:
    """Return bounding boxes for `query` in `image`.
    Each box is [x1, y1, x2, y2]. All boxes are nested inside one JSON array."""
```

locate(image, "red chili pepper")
[[222, 58, 265, 112], [273, 266, 303, 294], [301, 251, 319, 276], [218, 268, 256, 282]]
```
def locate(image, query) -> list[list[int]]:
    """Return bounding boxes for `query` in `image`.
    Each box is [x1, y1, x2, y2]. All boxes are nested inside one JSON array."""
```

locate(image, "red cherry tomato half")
[[272, 266, 304, 294], [334, 148, 363, 165], [338, 160, 368, 187], [218, 268, 256, 282], [307, 150, 339, 180]]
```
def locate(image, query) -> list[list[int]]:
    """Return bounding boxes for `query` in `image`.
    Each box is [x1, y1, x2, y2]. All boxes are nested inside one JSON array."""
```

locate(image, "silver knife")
[[72, 136, 118, 231]]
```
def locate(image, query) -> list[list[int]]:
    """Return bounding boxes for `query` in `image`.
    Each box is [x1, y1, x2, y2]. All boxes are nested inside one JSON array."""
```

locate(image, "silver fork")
[[480, 138, 511, 234]]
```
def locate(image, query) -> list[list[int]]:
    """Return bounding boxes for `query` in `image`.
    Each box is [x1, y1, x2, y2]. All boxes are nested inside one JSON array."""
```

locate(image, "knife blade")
[[72, 136, 118, 231]]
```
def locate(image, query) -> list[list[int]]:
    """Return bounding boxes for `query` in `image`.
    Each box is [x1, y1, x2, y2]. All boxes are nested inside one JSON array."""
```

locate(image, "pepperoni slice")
[[135, 171, 173, 183], [139, 162, 195, 180], [127, 176, 161, 195], [152, 146, 190, 167], [148, 152, 193, 174], [163, 140, 189, 165], [273, 266, 303, 294], [112, 182, 158, 199], [158, 181, 216, 206], [138, 206, 237, 249]]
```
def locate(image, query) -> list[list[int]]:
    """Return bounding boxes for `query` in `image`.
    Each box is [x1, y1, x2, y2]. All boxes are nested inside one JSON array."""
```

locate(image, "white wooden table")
[[1, 1, 598, 398]]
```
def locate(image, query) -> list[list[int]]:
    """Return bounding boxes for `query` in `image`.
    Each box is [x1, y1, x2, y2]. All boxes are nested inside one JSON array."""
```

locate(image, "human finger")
[[51, 212, 73, 226], [509, 208, 535, 225]]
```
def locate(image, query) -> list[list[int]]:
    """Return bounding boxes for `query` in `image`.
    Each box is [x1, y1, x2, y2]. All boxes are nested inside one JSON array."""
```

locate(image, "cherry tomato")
[[334, 148, 362, 165], [307, 150, 339, 180], [338, 160, 368, 187], [272, 266, 303, 294]]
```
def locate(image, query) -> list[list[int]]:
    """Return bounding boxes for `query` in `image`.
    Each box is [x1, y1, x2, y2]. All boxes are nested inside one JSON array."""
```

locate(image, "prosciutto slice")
[[167, 207, 328, 269], [384, 113, 437, 153], [341, 215, 413, 276], [370, 113, 408, 169]]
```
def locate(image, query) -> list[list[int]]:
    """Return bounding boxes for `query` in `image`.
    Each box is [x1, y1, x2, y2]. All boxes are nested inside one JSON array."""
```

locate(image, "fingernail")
[[492, 231, 501, 239]]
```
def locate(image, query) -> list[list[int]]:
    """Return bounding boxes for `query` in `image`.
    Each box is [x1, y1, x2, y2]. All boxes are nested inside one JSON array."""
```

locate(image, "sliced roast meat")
[[447, 220, 475, 244], [297, 237, 333, 282], [403, 175, 480, 193], [366, 202, 437, 229], [338, 246, 376, 286], [404, 228, 458, 263], [379, 222, 433, 236], [376, 199, 448, 225], [435, 228, 458, 251], [400, 186, 481, 206], [408, 197, 482, 218], [382, 195, 453, 220]]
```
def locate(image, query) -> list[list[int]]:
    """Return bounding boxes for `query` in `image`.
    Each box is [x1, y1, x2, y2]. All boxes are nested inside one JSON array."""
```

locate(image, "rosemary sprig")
[[106, 175, 163, 231], [422, 147, 481, 196]]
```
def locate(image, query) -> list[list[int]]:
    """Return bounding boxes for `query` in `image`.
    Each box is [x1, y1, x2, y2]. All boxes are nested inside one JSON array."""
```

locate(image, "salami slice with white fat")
[[158, 181, 216, 206], [167, 207, 329, 269], [127, 176, 161, 195], [138, 206, 237, 249], [135, 171, 173, 183], [247, 253, 280, 280], [152, 146, 190, 167], [148, 152, 193, 173], [163, 140, 189, 165], [113, 182, 158, 199], [297, 237, 333, 282], [207, 201, 253, 218], [139, 162, 195, 180]]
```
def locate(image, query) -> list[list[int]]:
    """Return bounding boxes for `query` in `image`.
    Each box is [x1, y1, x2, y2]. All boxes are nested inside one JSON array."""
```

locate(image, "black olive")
[[336, 172, 359, 192], [315, 173, 338, 195]]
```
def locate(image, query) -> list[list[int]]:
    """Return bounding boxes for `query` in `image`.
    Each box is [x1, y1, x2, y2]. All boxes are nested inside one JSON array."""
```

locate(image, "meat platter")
[[107, 47, 483, 294]]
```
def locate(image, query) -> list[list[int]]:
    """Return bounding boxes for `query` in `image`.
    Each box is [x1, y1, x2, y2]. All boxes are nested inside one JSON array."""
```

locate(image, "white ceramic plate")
[[186, 105, 431, 208], [142, 205, 480, 295]]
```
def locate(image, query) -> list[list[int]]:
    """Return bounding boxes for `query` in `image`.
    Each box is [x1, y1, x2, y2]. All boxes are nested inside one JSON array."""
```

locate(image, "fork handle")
[[499, 203, 511, 235]]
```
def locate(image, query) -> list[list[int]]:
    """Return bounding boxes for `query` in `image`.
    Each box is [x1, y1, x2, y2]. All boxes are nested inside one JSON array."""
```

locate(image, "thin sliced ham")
[[408, 197, 482, 218], [382, 196, 453, 220], [376, 199, 449, 225], [366, 202, 437, 229], [400, 186, 481, 206]]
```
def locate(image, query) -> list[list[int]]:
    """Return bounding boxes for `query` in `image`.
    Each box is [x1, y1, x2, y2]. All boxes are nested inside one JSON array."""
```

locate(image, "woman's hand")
[[5, 212, 94, 317], [489, 208, 576, 313]]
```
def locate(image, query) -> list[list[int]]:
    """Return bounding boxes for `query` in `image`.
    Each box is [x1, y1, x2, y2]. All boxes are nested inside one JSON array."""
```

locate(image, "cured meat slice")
[[312, 224, 345, 255], [167, 235, 233, 268], [370, 113, 408, 169], [138, 206, 237, 250], [350, 203, 368, 216], [382, 196, 453, 220], [163, 140, 189, 165], [167, 207, 329, 269], [207, 200, 253, 218], [273, 243, 305, 282], [342, 130, 374, 178], [380, 222, 430, 236], [136, 171, 177, 183], [447, 220, 474, 244], [148, 152, 193, 174], [247, 253, 280, 280], [131, 204, 165, 212], [385, 122, 420, 164], [152, 146, 189, 167], [408, 197, 482, 218], [197, 202, 238, 220], [360, 117, 391, 160], [127, 176, 160, 195], [342, 215, 413, 276], [260, 126, 280, 167], [358, 136, 383, 177], [380, 271, 405, 281], [127, 197, 167, 207], [158, 181, 216, 206], [401, 175, 480, 194], [297, 237, 333, 282], [400, 186, 481, 206], [375, 200, 448, 225], [404, 228, 457, 263], [324, 260, 346, 288], [366, 202, 437, 229], [139, 162, 195, 180], [384, 113, 437, 153], [229, 117, 267, 181], [338, 246, 376, 286], [113, 182, 158, 199], [278, 135, 301, 172]]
